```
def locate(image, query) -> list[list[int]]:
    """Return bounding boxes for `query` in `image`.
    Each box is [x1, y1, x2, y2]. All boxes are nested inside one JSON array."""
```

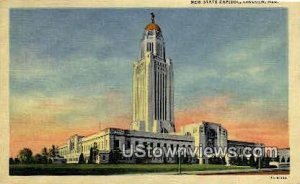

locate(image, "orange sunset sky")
[[10, 93, 289, 157]]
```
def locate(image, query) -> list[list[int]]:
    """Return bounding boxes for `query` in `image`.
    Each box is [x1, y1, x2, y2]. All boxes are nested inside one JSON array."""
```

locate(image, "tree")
[[236, 156, 242, 166], [78, 153, 85, 164], [41, 147, 48, 157], [9, 157, 14, 164], [93, 144, 99, 162], [263, 156, 271, 168], [242, 156, 248, 166], [41, 147, 49, 163], [109, 149, 122, 164], [183, 155, 189, 164], [274, 155, 280, 162], [14, 158, 20, 164], [261, 157, 266, 168], [249, 154, 256, 167], [87, 143, 100, 164], [162, 154, 167, 164], [49, 145, 58, 158], [229, 156, 237, 165], [207, 156, 223, 165], [255, 158, 259, 169], [88, 147, 94, 164], [175, 153, 179, 163], [18, 148, 33, 164], [34, 154, 44, 164], [221, 157, 226, 165], [208, 156, 213, 164]]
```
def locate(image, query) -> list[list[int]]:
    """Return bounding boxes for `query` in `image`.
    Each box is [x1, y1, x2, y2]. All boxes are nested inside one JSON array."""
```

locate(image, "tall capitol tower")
[[132, 13, 175, 133]]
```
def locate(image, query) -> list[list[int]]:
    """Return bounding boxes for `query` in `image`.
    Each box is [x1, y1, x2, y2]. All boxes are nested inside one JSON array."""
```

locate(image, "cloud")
[[10, 43, 133, 98], [11, 89, 131, 122], [175, 66, 218, 89], [214, 36, 286, 83], [225, 65, 270, 82]]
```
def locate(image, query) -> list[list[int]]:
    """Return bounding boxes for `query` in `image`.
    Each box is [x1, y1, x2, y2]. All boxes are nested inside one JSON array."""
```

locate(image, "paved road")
[[125, 168, 289, 175], [195, 168, 289, 175]]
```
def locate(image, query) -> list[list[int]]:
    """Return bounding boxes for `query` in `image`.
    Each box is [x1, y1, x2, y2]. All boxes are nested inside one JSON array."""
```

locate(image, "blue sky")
[[9, 9, 288, 155]]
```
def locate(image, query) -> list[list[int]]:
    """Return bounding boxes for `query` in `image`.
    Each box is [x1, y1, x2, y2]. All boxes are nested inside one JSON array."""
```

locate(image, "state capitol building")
[[58, 13, 278, 165]]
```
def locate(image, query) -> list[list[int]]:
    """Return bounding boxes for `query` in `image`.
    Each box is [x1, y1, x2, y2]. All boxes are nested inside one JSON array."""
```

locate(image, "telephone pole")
[[178, 152, 182, 174]]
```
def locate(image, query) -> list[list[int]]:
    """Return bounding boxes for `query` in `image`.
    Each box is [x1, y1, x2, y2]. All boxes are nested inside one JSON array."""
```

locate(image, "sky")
[[10, 8, 288, 157]]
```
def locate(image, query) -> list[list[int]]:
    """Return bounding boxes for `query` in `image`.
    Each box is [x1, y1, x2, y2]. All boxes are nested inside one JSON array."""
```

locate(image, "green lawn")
[[10, 164, 250, 175]]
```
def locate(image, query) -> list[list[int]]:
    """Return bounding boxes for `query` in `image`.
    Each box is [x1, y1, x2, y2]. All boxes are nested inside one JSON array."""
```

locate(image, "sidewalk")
[[127, 168, 289, 175]]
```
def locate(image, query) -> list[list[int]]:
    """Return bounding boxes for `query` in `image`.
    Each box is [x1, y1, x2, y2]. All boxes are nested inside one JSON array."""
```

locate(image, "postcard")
[[0, 0, 300, 184]]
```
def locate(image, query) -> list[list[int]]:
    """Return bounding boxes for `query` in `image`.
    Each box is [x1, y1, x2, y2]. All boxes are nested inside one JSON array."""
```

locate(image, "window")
[[148, 31, 153, 36], [157, 143, 160, 147], [150, 142, 153, 148], [126, 140, 131, 149], [135, 141, 139, 146], [114, 140, 119, 149], [185, 132, 192, 136], [147, 43, 151, 51], [157, 44, 160, 56]]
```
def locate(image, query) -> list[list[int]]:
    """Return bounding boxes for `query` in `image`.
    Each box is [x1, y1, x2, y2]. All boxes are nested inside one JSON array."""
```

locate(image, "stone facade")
[[58, 128, 194, 164], [227, 140, 265, 156], [132, 15, 174, 134], [181, 121, 228, 164], [58, 121, 266, 164]]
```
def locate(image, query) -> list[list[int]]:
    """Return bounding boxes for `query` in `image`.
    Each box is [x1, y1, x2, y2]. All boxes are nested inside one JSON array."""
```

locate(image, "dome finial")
[[145, 13, 161, 31], [151, 12, 155, 23]]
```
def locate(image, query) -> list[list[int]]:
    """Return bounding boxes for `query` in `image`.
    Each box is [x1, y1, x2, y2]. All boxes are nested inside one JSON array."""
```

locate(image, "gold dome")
[[145, 13, 161, 32], [145, 23, 161, 32]]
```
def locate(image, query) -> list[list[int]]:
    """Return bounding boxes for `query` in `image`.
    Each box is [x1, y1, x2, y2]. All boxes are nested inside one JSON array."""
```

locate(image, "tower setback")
[[132, 13, 175, 133]]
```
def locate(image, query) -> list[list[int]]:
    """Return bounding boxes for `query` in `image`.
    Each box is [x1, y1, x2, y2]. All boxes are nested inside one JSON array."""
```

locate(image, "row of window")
[[66, 140, 110, 154], [82, 140, 108, 152], [145, 42, 165, 58], [59, 149, 68, 155], [68, 157, 78, 162], [155, 61, 166, 67], [114, 139, 192, 150], [154, 70, 169, 121]]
